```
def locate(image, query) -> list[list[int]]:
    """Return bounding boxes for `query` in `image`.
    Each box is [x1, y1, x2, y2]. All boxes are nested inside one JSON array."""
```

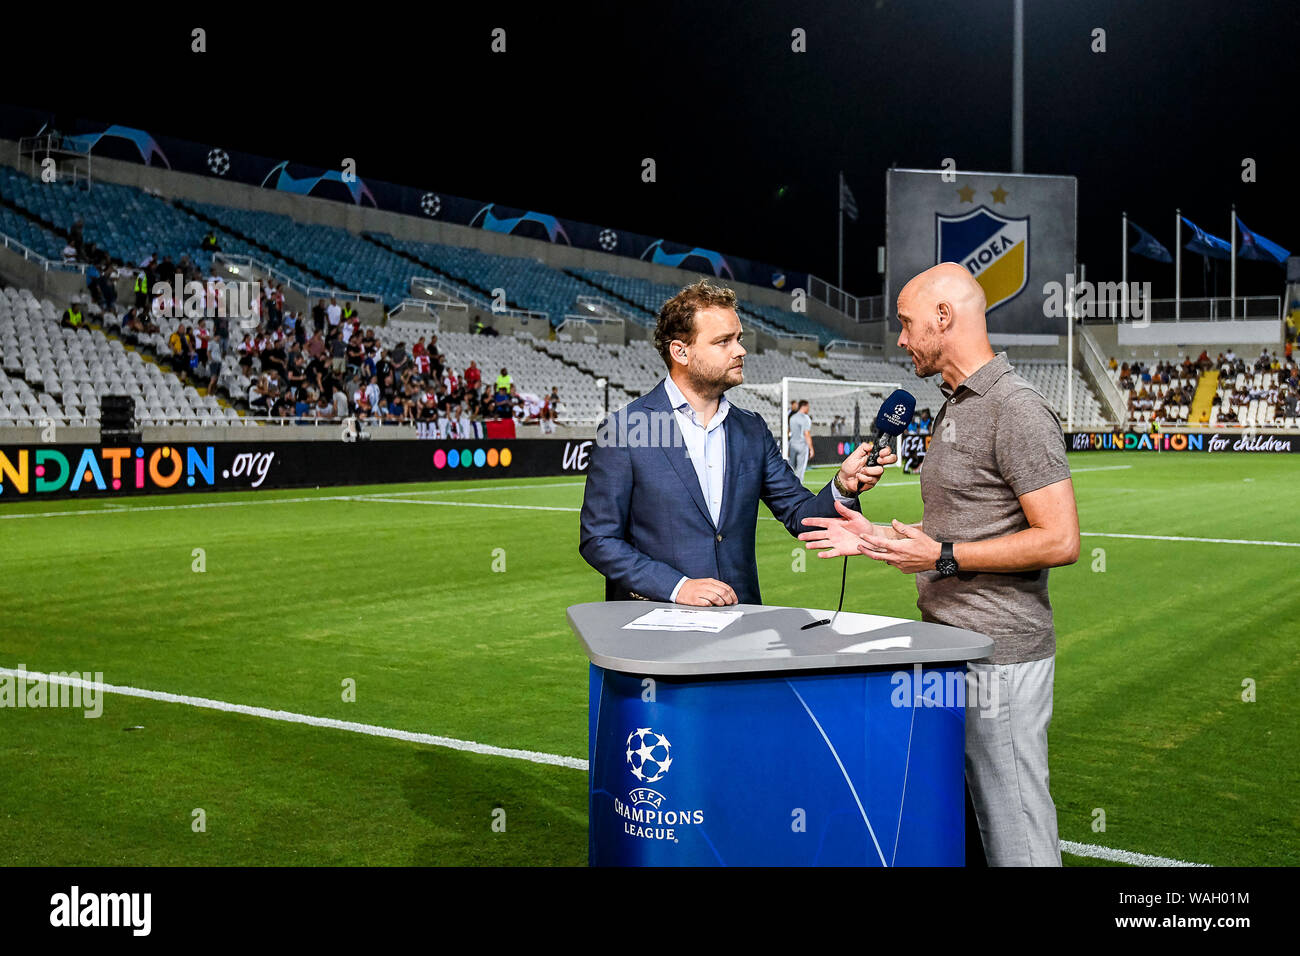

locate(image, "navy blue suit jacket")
[[579, 379, 858, 605]]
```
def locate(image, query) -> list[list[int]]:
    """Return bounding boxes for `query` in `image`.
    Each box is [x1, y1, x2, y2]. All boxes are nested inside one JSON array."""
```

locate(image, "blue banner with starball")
[[588, 663, 966, 866], [0, 106, 805, 292]]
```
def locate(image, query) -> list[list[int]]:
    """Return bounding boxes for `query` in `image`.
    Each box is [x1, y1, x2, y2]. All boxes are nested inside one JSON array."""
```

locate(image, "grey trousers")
[[965, 655, 1061, 866], [788, 446, 809, 481]]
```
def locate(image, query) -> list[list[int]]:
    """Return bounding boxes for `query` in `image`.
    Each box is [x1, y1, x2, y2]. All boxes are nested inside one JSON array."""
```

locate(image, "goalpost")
[[731, 375, 904, 465]]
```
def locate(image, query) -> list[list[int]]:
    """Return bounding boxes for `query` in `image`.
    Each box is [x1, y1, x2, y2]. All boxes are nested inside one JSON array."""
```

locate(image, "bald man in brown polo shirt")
[[799, 262, 1080, 866]]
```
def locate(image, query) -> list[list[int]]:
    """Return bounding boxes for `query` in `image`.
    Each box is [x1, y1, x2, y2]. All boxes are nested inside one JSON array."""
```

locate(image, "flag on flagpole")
[[1180, 216, 1232, 260], [839, 172, 858, 222], [1128, 219, 1172, 263], [1235, 216, 1290, 265]]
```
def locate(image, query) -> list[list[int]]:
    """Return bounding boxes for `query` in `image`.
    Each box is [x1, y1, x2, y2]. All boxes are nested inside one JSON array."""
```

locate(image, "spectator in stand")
[[168, 323, 188, 374], [206, 337, 224, 395], [374, 349, 394, 391], [390, 341, 411, 378], [262, 329, 287, 378], [195, 320, 210, 366], [464, 360, 481, 391], [312, 299, 326, 335], [364, 376, 381, 416], [346, 335, 365, 375], [248, 375, 271, 413], [306, 329, 326, 362], [286, 349, 306, 391], [294, 388, 314, 421], [495, 367, 512, 393], [326, 297, 343, 337], [332, 383, 350, 420], [62, 241, 78, 264], [330, 335, 346, 377]]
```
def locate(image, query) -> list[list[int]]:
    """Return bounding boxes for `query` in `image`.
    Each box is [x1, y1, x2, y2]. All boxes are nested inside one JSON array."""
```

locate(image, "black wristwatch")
[[935, 541, 959, 577]]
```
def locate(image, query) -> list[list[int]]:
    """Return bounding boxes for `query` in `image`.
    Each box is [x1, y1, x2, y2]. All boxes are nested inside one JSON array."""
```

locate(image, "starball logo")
[[611, 726, 705, 843]]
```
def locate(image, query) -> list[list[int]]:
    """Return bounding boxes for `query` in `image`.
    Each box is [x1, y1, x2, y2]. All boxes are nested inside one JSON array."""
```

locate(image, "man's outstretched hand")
[[800, 499, 881, 557]]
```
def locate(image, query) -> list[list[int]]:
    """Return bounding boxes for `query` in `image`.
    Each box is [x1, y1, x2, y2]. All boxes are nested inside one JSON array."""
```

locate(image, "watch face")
[[936, 558, 959, 577]]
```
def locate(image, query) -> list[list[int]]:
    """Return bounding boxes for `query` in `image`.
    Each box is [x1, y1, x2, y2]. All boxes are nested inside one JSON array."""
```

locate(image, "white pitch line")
[[2, 463, 1137, 520], [358, 481, 586, 497], [10, 487, 1298, 548], [0, 667, 584, 771], [0, 492, 358, 520], [1059, 840, 1210, 867], [0, 667, 1211, 867], [1081, 531, 1300, 548], [345, 496, 579, 513], [0, 483, 584, 520]]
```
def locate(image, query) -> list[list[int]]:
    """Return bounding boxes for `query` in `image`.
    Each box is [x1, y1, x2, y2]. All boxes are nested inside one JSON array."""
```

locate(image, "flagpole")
[[1012, 0, 1024, 173], [1067, 261, 1075, 431], [1175, 209, 1181, 322], [837, 172, 845, 290], [1230, 204, 1237, 319], [1121, 211, 1128, 321]]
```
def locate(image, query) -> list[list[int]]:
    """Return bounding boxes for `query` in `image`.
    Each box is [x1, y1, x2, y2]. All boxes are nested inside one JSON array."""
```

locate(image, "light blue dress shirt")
[[661, 376, 850, 602]]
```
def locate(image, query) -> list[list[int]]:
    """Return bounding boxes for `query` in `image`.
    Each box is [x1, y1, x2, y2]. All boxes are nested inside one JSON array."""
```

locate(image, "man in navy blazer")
[[579, 279, 894, 607]]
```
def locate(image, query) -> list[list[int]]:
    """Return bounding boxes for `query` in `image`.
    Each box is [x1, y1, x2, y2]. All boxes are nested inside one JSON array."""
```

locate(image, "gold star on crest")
[[990, 185, 1009, 204], [957, 185, 975, 203]]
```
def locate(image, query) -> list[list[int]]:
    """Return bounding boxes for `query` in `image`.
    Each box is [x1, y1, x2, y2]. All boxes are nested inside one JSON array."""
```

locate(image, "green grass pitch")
[[1, 452, 1296, 866]]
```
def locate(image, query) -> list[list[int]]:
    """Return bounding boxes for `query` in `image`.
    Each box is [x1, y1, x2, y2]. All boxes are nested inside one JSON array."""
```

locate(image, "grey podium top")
[[567, 601, 994, 677]]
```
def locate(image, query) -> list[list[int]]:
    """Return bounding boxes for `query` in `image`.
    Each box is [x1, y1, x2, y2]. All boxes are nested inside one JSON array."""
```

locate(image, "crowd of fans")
[[1109, 345, 1299, 425], [104, 248, 564, 430]]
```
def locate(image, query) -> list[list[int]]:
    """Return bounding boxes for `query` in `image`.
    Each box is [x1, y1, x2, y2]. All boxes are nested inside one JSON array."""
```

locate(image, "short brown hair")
[[654, 278, 738, 368]]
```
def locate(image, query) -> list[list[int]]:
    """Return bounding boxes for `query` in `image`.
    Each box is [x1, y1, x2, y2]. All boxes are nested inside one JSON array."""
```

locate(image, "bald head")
[[895, 262, 995, 387], [899, 262, 987, 328]]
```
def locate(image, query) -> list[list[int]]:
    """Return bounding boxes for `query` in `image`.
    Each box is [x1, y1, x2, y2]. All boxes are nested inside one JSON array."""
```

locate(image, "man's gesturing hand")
[[859, 520, 943, 574], [798, 499, 876, 557], [835, 441, 899, 495], [676, 578, 739, 606]]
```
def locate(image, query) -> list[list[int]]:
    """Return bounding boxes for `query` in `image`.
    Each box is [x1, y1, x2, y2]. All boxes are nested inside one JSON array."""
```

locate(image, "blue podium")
[[568, 602, 994, 867]]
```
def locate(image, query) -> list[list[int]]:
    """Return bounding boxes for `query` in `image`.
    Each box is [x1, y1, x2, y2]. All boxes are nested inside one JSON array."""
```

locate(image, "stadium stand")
[[1108, 350, 1300, 429], [1, 155, 1122, 439], [0, 285, 233, 427]]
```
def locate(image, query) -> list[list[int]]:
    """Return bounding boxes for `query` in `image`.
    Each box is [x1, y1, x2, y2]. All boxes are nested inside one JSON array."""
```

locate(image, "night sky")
[[12, 0, 1296, 297]]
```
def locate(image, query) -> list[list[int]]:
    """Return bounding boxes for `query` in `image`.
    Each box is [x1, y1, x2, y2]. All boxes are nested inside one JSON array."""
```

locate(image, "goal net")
[[730, 376, 903, 463]]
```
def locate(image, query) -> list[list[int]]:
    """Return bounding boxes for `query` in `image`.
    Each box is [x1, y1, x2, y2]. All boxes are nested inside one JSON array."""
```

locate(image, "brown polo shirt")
[[916, 352, 1072, 664]]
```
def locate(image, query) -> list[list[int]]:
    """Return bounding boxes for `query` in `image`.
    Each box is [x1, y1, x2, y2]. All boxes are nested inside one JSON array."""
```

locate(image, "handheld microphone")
[[865, 389, 917, 467], [802, 391, 917, 633]]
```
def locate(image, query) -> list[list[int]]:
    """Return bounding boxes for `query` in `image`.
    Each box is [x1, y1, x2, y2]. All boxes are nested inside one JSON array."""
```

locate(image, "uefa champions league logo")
[[625, 727, 672, 783], [894, 403, 907, 417], [613, 726, 703, 840]]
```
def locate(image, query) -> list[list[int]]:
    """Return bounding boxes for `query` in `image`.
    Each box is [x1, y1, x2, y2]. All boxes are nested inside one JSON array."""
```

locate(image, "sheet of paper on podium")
[[622, 608, 742, 633]]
